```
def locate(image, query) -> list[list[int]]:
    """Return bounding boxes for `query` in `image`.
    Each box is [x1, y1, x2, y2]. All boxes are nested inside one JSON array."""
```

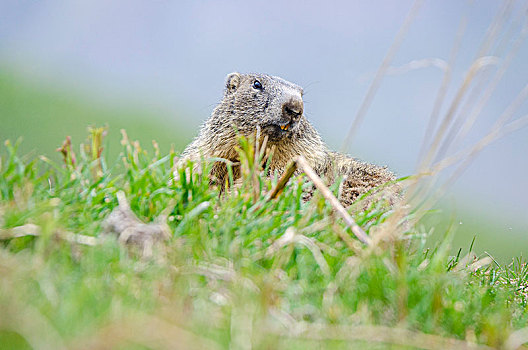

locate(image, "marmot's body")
[[178, 73, 397, 206]]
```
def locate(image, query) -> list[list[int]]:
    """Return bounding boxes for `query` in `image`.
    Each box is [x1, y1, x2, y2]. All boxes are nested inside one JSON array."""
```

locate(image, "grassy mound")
[[0, 132, 527, 350]]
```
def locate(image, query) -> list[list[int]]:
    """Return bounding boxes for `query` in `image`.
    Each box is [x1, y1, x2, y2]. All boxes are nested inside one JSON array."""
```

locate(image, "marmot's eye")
[[252, 80, 263, 90]]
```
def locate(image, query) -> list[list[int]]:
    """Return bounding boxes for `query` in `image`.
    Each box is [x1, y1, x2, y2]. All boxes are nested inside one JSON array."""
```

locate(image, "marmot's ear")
[[225, 72, 241, 94]]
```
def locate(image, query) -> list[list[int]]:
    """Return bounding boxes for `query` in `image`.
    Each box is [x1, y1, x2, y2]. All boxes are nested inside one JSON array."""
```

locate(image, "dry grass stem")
[[418, 56, 499, 172], [72, 314, 222, 350], [406, 8, 528, 215], [266, 156, 370, 245], [273, 324, 495, 350], [433, 112, 528, 200], [295, 156, 371, 246], [504, 326, 528, 350], [267, 160, 298, 200], [418, 15, 466, 163], [387, 58, 449, 76], [341, 0, 425, 153], [475, 0, 515, 60], [0, 298, 67, 350], [439, 20, 528, 160], [266, 227, 331, 276], [0, 224, 98, 246]]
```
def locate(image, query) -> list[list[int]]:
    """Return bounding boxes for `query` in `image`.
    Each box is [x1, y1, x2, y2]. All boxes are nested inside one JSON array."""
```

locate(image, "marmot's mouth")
[[279, 120, 294, 131], [261, 120, 296, 140], [279, 122, 291, 131]]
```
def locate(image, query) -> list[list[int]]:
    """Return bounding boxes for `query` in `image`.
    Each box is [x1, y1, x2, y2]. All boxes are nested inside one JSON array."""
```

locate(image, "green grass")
[[0, 132, 527, 350]]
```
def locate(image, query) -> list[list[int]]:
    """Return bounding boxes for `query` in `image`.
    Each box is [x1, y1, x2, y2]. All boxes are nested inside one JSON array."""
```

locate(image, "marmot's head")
[[221, 72, 305, 142]]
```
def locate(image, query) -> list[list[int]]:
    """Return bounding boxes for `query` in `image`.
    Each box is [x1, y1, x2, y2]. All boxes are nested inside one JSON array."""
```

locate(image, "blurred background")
[[1, 0, 527, 261]]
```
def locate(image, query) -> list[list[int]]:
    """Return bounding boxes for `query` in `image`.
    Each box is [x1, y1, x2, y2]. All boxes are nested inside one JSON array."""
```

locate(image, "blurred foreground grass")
[[0, 130, 527, 349]]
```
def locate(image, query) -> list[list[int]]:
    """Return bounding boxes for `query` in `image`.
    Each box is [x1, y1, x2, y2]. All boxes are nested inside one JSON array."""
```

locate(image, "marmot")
[[177, 72, 398, 206]]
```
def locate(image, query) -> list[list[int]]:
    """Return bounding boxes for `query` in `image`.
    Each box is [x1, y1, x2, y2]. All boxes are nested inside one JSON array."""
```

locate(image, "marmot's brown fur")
[[178, 72, 398, 206]]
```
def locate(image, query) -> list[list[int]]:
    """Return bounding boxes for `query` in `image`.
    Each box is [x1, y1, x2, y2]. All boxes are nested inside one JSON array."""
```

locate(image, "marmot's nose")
[[282, 97, 304, 121]]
